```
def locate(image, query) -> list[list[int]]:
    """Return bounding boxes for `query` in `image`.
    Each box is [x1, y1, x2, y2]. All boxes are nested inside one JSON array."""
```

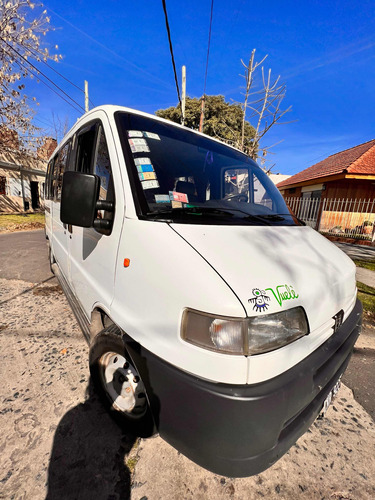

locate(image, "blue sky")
[[27, 0, 375, 175]]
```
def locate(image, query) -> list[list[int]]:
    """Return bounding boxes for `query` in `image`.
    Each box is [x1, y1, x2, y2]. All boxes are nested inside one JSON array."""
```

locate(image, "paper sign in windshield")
[[134, 157, 152, 165], [128, 130, 144, 138], [128, 138, 150, 153], [142, 180, 159, 190], [139, 172, 157, 181], [136, 164, 154, 173], [169, 191, 189, 203], [134, 158, 154, 172], [155, 194, 170, 203], [171, 201, 182, 208], [143, 132, 160, 140]]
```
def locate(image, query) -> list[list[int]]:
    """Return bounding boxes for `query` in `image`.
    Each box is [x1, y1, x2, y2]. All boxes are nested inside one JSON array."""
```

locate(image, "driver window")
[[93, 126, 115, 234], [224, 168, 249, 201], [253, 173, 272, 210]]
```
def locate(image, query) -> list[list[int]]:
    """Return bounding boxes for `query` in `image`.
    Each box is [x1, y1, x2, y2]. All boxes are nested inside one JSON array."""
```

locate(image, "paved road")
[[334, 241, 375, 261], [0, 229, 52, 283], [343, 348, 375, 420]]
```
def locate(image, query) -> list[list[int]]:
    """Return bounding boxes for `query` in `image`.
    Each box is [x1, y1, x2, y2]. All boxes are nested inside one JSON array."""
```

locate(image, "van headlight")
[[181, 307, 309, 355]]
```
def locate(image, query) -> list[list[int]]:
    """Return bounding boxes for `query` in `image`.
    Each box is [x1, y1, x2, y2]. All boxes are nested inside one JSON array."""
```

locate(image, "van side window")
[[93, 126, 115, 232], [224, 168, 249, 201], [54, 142, 71, 201], [94, 127, 114, 202], [252, 173, 273, 210], [76, 124, 97, 174], [50, 156, 59, 199], [45, 158, 55, 199]]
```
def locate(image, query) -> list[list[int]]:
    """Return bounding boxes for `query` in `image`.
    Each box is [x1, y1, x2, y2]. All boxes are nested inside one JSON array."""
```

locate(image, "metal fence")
[[284, 197, 375, 241]]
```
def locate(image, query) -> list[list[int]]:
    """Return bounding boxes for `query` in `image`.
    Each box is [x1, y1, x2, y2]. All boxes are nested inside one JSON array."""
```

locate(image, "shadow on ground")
[[46, 380, 137, 500]]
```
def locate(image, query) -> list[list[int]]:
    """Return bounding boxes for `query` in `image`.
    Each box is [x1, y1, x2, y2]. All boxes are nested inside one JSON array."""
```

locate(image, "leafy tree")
[[0, 0, 59, 149], [157, 52, 293, 168], [156, 95, 257, 155]]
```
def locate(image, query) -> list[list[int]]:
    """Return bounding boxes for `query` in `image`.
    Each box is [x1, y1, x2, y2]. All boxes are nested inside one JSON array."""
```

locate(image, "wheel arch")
[[90, 317, 160, 432]]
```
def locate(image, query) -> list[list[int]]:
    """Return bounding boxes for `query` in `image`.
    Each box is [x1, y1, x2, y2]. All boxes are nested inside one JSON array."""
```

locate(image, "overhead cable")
[[14, 41, 95, 108], [199, 0, 214, 132], [203, 0, 214, 97], [16, 59, 83, 114], [1, 37, 85, 113], [161, 0, 182, 107]]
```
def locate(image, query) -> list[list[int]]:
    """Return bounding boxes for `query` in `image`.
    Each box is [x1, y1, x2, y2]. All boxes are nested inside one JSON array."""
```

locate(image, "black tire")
[[89, 325, 154, 437]]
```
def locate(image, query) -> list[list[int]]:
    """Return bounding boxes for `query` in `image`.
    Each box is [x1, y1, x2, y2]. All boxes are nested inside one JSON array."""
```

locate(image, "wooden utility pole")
[[84, 80, 89, 112], [199, 95, 205, 132], [181, 65, 186, 126]]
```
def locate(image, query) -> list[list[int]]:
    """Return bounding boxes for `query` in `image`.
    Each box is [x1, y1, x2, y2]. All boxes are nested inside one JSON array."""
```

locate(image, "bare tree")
[[50, 111, 69, 143], [239, 49, 294, 165], [0, 0, 60, 150]]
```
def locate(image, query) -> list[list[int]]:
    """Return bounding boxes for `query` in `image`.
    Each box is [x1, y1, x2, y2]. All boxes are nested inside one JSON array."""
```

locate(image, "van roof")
[[49, 104, 250, 160]]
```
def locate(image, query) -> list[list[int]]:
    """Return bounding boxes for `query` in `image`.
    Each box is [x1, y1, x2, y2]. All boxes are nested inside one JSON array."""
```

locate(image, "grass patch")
[[0, 213, 45, 231], [357, 281, 375, 320], [126, 456, 139, 474], [354, 259, 375, 272]]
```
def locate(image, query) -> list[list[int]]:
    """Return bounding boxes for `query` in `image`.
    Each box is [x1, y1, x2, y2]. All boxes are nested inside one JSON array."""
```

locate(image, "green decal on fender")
[[265, 285, 299, 307]]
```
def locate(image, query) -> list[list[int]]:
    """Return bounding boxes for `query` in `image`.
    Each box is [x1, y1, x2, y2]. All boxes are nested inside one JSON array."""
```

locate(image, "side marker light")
[[124, 258, 130, 268]]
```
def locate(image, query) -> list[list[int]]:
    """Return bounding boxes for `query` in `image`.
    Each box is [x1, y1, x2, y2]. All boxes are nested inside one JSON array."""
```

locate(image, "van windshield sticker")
[[155, 194, 171, 203], [139, 172, 157, 181], [128, 130, 144, 138], [143, 132, 160, 140], [169, 191, 189, 203], [134, 157, 152, 165], [128, 138, 150, 153], [265, 285, 299, 307], [136, 164, 154, 173], [141, 179, 159, 190], [248, 289, 270, 312]]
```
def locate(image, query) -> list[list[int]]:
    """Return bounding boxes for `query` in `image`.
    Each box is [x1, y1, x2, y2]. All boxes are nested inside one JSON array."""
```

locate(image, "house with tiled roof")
[[277, 139, 375, 200], [277, 140, 375, 242]]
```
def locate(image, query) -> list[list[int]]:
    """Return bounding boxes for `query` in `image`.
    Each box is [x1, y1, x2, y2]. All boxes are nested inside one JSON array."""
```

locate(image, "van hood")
[[170, 224, 357, 333]]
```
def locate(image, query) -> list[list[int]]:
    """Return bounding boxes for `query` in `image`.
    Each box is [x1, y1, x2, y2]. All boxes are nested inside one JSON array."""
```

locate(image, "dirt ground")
[[1, 277, 375, 499]]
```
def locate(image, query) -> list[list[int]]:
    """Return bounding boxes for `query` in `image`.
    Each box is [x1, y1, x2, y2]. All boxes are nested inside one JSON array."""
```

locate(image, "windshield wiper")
[[144, 206, 275, 225], [145, 207, 238, 219]]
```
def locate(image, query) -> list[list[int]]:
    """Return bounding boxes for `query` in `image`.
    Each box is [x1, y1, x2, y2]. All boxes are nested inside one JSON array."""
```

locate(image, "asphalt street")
[[0, 229, 52, 283]]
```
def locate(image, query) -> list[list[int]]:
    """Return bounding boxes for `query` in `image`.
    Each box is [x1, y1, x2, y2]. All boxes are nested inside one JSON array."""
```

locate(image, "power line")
[[161, 0, 181, 107], [203, 0, 214, 97], [1, 37, 85, 113], [16, 58, 83, 114], [14, 41, 95, 108], [47, 5, 174, 91], [199, 0, 214, 132], [12, 56, 83, 114]]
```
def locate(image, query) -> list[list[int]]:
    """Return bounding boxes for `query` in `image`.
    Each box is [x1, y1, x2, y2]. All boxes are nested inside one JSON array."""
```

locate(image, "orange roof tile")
[[277, 139, 375, 188]]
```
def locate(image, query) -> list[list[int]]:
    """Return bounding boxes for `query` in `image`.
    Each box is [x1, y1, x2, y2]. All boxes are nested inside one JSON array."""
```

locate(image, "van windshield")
[[116, 112, 299, 226]]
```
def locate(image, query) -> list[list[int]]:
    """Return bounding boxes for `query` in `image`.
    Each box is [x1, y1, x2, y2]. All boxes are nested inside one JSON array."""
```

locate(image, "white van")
[[44, 105, 362, 477]]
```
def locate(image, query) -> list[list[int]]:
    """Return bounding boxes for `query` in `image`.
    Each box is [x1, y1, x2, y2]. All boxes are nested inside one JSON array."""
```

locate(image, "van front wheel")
[[89, 326, 154, 435]]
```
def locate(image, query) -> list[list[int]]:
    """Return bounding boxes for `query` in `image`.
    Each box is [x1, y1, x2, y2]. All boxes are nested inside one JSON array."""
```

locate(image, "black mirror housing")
[[61, 171, 100, 227]]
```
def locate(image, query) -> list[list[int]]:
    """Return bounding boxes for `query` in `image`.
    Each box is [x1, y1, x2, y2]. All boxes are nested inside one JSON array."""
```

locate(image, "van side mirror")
[[61, 171, 100, 227]]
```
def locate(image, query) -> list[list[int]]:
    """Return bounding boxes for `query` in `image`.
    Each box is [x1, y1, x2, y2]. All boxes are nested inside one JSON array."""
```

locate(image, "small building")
[[276, 139, 375, 242], [277, 139, 375, 200], [0, 135, 56, 213], [268, 173, 291, 186]]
